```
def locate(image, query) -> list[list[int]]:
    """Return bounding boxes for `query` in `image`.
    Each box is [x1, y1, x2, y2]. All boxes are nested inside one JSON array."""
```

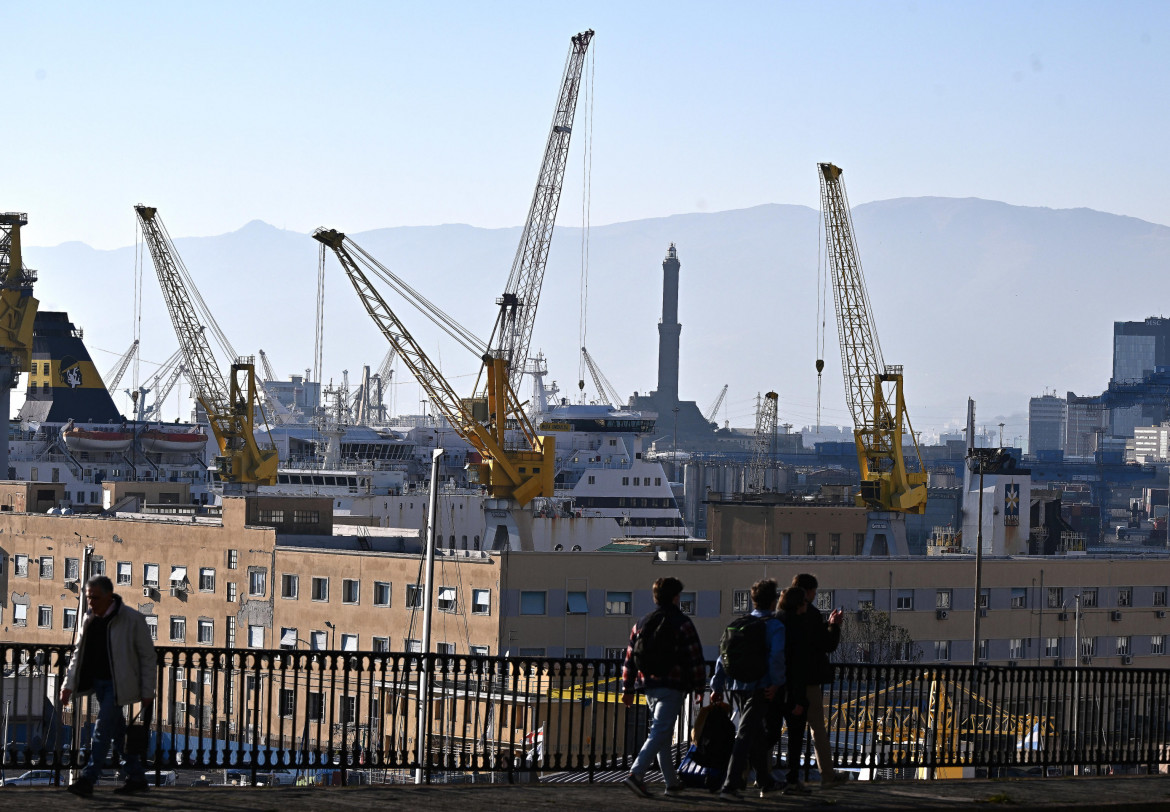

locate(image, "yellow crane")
[[818, 163, 926, 554], [134, 206, 278, 490], [312, 228, 554, 509], [0, 213, 40, 476]]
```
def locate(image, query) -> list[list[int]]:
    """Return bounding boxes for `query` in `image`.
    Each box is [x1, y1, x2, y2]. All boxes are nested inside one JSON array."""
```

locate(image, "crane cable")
[[132, 216, 143, 399], [576, 45, 595, 402], [314, 244, 326, 384], [815, 197, 826, 431]]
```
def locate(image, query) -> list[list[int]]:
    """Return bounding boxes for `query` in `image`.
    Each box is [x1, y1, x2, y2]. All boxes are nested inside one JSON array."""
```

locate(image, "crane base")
[[862, 511, 910, 556]]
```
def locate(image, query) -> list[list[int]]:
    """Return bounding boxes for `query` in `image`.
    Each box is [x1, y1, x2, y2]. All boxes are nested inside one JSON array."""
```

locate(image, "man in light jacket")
[[710, 577, 785, 800], [61, 575, 157, 797]]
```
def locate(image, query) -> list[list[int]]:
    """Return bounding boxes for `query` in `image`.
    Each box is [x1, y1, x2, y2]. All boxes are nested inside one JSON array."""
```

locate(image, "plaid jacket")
[[621, 604, 706, 694]]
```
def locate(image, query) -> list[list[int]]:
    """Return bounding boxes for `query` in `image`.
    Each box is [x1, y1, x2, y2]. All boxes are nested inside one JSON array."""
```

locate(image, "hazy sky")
[[7, 1, 1170, 250]]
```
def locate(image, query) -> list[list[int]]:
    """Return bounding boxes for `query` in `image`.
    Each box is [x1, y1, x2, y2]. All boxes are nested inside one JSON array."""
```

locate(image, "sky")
[[5, 1, 1170, 437]]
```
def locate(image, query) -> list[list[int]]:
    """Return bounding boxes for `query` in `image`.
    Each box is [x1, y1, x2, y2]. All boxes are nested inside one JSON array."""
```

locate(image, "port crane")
[[103, 339, 139, 392], [128, 347, 185, 422], [0, 213, 39, 477], [704, 384, 729, 423], [312, 228, 554, 517], [818, 163, 926, 554], [485, 29, 593, 397], [135, 206, 278, 490], [746, 391, 778, 493], [581, 346, 622, 407]]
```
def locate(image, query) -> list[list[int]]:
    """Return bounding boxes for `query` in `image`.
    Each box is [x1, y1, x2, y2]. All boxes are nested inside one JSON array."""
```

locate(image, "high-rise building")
[[1028, 395, 1066, 454], [1065, 392, 1106, 458], [1112, 317, 1170, 384]]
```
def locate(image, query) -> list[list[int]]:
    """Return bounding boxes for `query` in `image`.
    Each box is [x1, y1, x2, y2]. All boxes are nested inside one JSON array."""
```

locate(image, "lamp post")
[[969, 454, 985, 666], [324, 621, 336, 651]]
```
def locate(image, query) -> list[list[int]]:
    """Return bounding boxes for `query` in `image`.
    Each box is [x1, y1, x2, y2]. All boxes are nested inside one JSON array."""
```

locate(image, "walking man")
[[61, 574, 157, 796], [621, 577, 706, 798], [771, 585, 811, 793], [792, 572, 845, 787], [710, 578, 785, 800]]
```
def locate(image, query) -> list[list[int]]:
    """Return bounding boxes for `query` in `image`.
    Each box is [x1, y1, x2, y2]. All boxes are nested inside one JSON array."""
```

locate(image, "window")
[[311, 577, 329, 602], [38, 556, 52, 579], [622, 477, 628, 486], [604, 646, 625, 660], [606, 591, 632, 615], [587, 476, 595, 485], [199, 568, 215, 592], [978, 638, 988, 661], [806, 533, 816, 555], [311, 630, 327, 650], [566, 648, 585, 659], [170, 616, 186, 642], [116, 561, 131, 586], [91, 557, 105, 576], [934, 640, 950, 661], [857, 589, 875, 611], [372, 637, 390, 652], [1118, 587, 1133, 607], [248, 625, 264, 648], [405, 639, 422, 653], [1047, 587, 1063, 609], [436, 642, 455, 655], [145, 616, 157, 641], [1117, 635, 1132, 656], [733, 590, 751, 613], [1045, 637, 1061, 658], [679, 592, 696, 615], [37, 605, 51, 628], [227, 549, 238, 569], [13, 555, 27, 578], [227, 582, 237, 602], [896, 589, 914, 611], [406, 584, 422, 609], [307, 692, 325, 721], [1082, 588, 1098, 608], [12, 604, 25, 627], [979, 588, 990, 608], [473, 588, 492, 615], [64, 608, 77, 631], [343, 579, 360, 604], [780, 533, 791, 555], [520, 591, 547, 615], [437, 586, 457, 612], [470, 645, 489, 657], [374, 581, 391, 607], [1152, 635, 1165, 655], [1010, 587, 1027, 608], [1080, 636, 1097, 657], [830, 533, 841, 555], [65, 557, 79, 581], [341, 634, 358, 652], [226, 617, 236, 648], [518, 647, 545, 657], [816, 590, 833, 612], [259, 509, 284, 525], [340, 696, 357, 724], [198, 619, 214, 645], [1009, 638, 1025, 659], [144, 563, 159, 588], [281, 573, 298, 599], [279, 627, 298, 649], [1156, 589, 1168, 608], [936, 590, 952, 610], [248, 570, 266, 597], [280, 689, 295, 718], [292, 510, 319, 524]]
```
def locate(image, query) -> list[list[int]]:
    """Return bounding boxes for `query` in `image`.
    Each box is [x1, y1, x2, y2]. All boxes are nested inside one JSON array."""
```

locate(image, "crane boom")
[[581, 346, 622, 406], [705, 384, 728, 422], [818, 163, 926, 517], [135, 205, 277, 488], [146, 363, 186, 420], [490, 29, 594, 395], [104, 339, 140, 391], [313, 228, 554, 506]]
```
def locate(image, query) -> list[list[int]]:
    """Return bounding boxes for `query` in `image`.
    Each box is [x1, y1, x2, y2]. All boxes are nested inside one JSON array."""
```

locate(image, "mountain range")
[[23, 198, 1170, 446]]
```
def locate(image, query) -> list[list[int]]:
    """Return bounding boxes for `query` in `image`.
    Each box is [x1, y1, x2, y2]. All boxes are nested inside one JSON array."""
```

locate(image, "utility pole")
[[415, 448, 443, 785]]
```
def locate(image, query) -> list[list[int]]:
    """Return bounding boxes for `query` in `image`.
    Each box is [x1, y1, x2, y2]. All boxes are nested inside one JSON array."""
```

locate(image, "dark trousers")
[[721, 689, 774, 792], [762, 691, 803, 784]]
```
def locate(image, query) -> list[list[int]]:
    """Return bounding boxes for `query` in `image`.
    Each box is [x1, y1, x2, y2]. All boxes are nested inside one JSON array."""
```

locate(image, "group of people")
[[620, 573, 843, 800]]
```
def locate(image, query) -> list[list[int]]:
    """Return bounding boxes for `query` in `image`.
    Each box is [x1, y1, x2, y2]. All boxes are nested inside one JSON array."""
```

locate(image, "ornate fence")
[[2, 644, 1169, 785]]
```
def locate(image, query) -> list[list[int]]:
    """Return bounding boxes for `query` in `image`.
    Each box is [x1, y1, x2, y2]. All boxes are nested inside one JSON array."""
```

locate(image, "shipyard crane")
[[128, 347, 183, 421], [134, 206, 278, 489], [104, 339, 139, 392], [704, 384, 729, 423], [253, 349, 293, 424], [0, 214, 39, 476], [140, 360, 187, 422], [746, 392, 779, 493], [581, 346, 622, 407], [371, 346, 396, 422], [485, 29, 593, 397], [818, 163, 926, 554], [313, 228, 554, 519]]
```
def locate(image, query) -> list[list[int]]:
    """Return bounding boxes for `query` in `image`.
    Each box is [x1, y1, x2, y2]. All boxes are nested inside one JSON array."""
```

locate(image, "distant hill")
[[23, 199, 1170, 443]]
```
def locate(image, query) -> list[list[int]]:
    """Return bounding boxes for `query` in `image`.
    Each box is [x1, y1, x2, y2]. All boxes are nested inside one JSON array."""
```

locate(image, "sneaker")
[[113, 779, 150, 795], [623, 773, 651, 798], [663, 784, 685, 797], [66, 777, 94, 798], [757, 783, 780, 798], [783, 781, 811, 795], [718, 788, 742, 801]]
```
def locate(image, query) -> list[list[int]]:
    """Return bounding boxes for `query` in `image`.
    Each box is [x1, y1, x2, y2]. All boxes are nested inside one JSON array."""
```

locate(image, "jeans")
[[631, 687, 684, 786], [81, 680, 144, 784], [721, 689, 774, 792]]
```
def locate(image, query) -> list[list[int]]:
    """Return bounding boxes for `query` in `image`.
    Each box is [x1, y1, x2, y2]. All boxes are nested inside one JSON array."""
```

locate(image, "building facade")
[[1028, 395, 1066, 454]]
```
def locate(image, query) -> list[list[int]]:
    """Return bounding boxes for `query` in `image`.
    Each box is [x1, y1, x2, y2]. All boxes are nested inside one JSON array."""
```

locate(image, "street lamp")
[[324, 621, 336, 651]]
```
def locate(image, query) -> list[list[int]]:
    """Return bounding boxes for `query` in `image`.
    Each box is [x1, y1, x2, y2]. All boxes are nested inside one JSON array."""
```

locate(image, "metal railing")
[[2, 644, 1170, 785]]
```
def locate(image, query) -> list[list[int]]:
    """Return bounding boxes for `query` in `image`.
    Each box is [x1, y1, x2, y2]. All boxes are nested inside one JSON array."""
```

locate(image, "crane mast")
[[313, 228, 554, 508], [104, 339, 140, 392], [489, 29, 594, 395], [0, 213, 39, 478], [818, 163, 926, 550], [747, 391, 779, 493], [134, 205, 277, 489]]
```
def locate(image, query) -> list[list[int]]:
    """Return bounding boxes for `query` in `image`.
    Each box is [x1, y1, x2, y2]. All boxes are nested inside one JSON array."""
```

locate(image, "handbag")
[[691, 702, 735, 768], [124, 708, 149, 756]]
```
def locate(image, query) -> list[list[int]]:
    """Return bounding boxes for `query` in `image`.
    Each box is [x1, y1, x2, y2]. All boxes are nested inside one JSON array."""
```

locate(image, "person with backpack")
[[709, 577, 785, 800], [793, 572, 845, 787], [769, 585, 811, 794], [620, 577, 706, 798]]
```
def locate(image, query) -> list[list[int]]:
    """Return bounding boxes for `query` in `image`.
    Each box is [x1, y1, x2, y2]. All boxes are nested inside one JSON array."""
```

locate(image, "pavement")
[[4, 775, 1170, 811]]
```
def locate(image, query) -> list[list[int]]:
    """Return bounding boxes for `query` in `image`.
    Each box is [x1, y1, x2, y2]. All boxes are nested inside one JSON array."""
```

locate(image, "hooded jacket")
[[63, 594, 157, 705]]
